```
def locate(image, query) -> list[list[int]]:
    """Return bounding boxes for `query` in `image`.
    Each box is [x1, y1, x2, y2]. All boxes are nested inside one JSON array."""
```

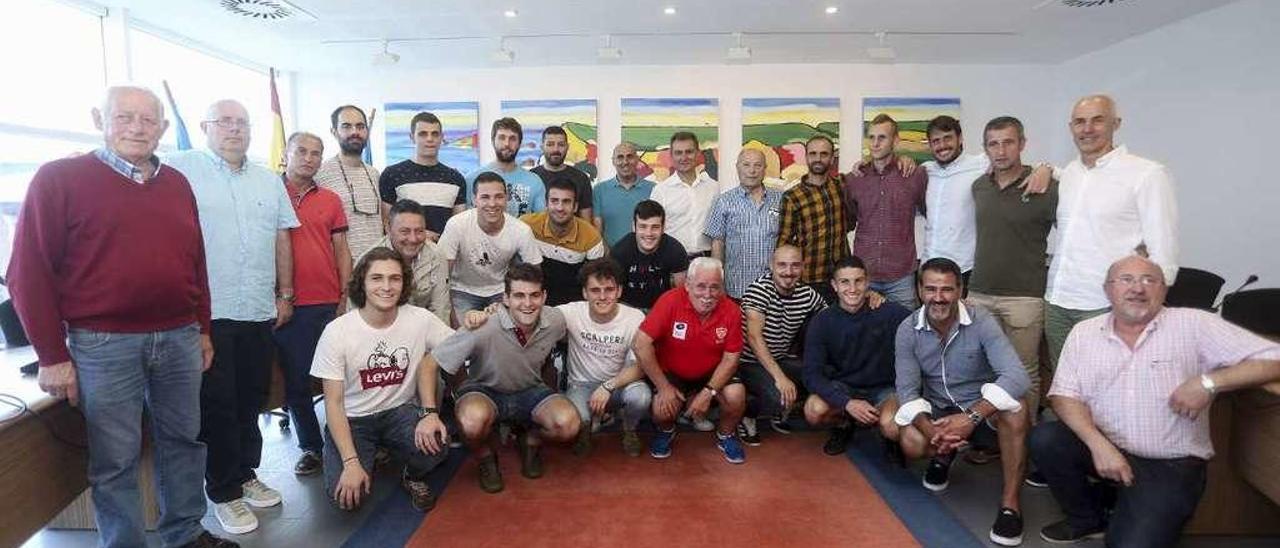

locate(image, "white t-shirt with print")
[[558, 301, 646, 384], [436, 208, 543, 297], [311, 305, 454, 417]]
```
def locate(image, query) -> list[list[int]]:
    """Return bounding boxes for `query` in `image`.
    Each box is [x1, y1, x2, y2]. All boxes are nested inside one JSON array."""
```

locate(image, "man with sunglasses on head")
[[167, 99, 299, 535], [316, 105, 385, 260]]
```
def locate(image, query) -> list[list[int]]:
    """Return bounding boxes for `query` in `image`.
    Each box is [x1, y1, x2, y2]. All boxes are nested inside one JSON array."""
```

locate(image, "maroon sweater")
[[7, 154, 212, 366]]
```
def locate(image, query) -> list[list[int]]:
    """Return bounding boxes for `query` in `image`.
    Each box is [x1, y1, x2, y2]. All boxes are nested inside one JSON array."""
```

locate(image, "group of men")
[[9, 83, 1280, 548]]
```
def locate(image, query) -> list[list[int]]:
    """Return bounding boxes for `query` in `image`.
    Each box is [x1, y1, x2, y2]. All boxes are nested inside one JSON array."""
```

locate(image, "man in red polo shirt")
[[634, 257, 747, 464]]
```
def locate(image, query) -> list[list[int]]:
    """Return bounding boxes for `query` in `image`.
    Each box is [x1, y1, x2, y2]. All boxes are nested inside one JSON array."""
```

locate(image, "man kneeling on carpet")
[[802, 255, 911, 458], [634, 257, 749, 464], [312, 247, 453, 512], [426, 262, 581, 493], [893, 258, 1031, 547]]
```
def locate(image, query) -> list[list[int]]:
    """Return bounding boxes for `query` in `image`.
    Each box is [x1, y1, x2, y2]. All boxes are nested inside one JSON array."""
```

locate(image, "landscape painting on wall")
[[500, 99, 599, 179], [861, 97, 961, 163], [742, 97, 839, 190], [621, 98, 719, 182], [384, 101, 480, 173]]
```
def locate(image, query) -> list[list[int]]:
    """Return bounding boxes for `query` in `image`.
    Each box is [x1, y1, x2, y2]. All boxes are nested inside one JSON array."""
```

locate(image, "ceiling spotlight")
[[372, 40, 400, 66], [825, 6, 839, 14], [491, 37, 515, 63], [663, 6, 676, 15], [866, 31, 896, 61], [503, 9, 518, 17], [597, 34, 622, 62], [726, 32, 751, 63]]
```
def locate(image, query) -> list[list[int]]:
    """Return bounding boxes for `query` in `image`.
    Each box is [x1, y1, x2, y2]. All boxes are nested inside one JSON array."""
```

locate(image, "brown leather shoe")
[[401, 472, 437, 511]]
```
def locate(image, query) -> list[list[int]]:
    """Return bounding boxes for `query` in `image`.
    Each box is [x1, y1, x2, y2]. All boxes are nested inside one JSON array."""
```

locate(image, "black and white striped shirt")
[[739, 273, 825, 365]]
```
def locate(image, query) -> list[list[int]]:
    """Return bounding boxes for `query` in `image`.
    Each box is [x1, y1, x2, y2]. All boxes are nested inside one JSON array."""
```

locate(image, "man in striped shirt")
[[736, 245, 827, 445], [777, 135, 848, 304]]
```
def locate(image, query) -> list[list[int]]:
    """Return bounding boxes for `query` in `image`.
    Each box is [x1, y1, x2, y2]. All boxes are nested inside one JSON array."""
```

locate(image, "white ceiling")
[[109, 0, 1237, 72]]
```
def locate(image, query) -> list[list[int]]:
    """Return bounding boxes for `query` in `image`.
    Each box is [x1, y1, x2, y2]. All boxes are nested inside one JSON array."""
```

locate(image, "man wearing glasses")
[[167, 100, 298, 535], [316, 105, 385, 260]]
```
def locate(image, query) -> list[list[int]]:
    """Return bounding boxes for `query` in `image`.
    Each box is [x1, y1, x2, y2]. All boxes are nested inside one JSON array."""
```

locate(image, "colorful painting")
[[500, 99, 599, 179], [384, 101, 480, 173], [742, 97, 839, 190], [861, 97, 961, 163], [621, 98, 719, 182]]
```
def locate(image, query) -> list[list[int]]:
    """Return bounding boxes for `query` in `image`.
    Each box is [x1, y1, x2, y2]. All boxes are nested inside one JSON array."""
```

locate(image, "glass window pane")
[[0, 0, 105, 134]]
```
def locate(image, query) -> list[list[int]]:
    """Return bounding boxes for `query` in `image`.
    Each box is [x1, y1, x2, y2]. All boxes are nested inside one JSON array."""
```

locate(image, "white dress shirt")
[[923, 153, 988, 272], [650, 171, 720, 254], [1047, 145, 1179, 310]]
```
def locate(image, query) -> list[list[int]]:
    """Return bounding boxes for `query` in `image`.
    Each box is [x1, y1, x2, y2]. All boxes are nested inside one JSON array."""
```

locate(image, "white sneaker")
[[678, 414, 716, 432], [242, 478, 282, 508], [214, 499, 259, 535]]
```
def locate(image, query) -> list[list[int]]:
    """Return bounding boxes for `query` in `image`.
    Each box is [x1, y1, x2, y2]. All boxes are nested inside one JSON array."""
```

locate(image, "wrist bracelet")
[[342, 455, 358, 464]]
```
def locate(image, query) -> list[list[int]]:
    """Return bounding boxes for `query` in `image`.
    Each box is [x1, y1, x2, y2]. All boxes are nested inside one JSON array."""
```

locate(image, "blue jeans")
[[273, 304, 336, 454], [322, 403, 450, 510], [739, 358, 804, 419], [870, 273, 917, 310], [564, 380, 652, 431], [450, 290, 502, 325], [456, 384, 560, 425], [71, 323, 207, 548]]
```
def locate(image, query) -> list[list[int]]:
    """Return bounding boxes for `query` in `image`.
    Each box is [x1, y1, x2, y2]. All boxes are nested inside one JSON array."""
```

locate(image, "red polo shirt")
[[639, 288, 744, 381], [286, 177, 349, 306]]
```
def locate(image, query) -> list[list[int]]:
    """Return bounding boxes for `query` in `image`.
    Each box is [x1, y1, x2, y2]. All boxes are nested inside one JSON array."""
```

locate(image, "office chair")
[[1164, 267, 1225, 311], [1221, 288, 1280, 337]]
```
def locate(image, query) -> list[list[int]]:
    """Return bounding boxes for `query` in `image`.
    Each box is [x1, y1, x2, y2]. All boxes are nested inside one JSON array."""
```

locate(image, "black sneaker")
[[922, 454, 955, 491], [401, 472, 437, 511], [882, 436, 907, 468], [736, 417, 762, 446], [769, 413, 793, 434], [990, 507, 1024, 546], [181, 531, 240, 548], [293, 451, 322, 476], [1024, 469, 1049, 488], [822, 426, 853, 456], [1039, 519, 1106, 544]]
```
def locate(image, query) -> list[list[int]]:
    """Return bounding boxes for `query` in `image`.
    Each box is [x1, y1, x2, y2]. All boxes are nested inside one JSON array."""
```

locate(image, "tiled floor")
[[21, 410, 1280, 548]]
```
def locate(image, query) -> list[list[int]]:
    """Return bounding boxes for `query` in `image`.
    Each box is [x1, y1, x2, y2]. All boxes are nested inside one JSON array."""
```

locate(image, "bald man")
[[592, 141, 656, 246], [1032, 256, 1280, 545], [704, 148, 783, 299], [168, 99, 298, 534], [1044, 95, 1179, 376]]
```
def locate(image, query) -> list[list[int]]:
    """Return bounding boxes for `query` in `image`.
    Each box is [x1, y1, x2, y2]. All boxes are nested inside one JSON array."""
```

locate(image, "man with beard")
[[611, 200, 689, 310], [650, 131, 720, 258], [520, 178, 606, 306], [844, 115, 928, 310], [278, 132, 352, 478], [592, 142, 655, 246], [437, 172, 543, 321], [426, 263, 580, 493], [777, 135, 848, 305], [357, 199, 451, 323], [735, 245, 827, 445], [465, 117, 546, 216], [1030, 256, 1280, 545], [167, 99, 298, 534], [377, 111, 466, 241], [703, 148, 782, 300], [316, 105, 384, 260], [893, 258, 1031, 547], [531, 125, 593, 221], [635, 257, 748, 463]]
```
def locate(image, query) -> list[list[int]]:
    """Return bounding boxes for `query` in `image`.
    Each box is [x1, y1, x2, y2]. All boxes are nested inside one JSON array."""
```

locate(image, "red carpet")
[[407, 431, 920, 547]]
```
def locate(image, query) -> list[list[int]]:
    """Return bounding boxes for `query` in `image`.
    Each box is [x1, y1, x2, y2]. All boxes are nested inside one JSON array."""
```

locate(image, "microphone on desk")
[[1217, 274, 1259, 310]]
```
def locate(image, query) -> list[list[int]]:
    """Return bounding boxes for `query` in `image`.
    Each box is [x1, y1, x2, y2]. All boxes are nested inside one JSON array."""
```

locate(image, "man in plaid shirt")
[[776, 135, 847, 304]]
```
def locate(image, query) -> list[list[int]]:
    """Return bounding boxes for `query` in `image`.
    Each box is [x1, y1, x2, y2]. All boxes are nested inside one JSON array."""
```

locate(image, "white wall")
[[293, 63, 1057, 187], [1051, 0, 1280, 291]]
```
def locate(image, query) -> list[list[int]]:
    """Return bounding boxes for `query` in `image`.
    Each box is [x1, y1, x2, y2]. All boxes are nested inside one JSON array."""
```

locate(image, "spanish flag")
[[268, 68, 286, 174]]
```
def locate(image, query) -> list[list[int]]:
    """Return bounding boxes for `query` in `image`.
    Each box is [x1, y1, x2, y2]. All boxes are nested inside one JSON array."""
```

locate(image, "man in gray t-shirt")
[[424, 263, 579, 494]]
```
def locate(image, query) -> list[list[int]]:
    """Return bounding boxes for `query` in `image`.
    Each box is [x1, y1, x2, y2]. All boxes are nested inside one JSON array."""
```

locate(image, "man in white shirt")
[[1044, 95, 1179, 370], [436, 172, 543, 324], [650, 131, 720, 258], [311, 247, 452, 512]]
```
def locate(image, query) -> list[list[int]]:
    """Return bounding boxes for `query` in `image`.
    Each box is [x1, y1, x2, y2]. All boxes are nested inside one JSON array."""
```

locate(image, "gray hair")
[[687, 256, 724, 281], [101, 85, 165, 119], [286, 131, 324, 150]]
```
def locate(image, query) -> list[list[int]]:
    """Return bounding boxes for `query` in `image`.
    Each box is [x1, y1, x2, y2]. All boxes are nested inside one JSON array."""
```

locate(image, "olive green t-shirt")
[[969, 166, 1058, 297]]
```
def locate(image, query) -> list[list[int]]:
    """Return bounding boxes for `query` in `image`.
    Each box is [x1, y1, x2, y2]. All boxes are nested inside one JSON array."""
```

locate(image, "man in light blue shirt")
[[167, 99, 298, 536], [704, 148, 781, 299], [465, 117, 545, 216], [592, 141, 655, 246]]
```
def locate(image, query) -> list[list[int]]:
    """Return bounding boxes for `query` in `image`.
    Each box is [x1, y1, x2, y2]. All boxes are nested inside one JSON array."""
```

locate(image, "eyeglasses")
[[336, 161, 380, 217], [1107, 275, 1161, 288], [205, 118, 251, 129]]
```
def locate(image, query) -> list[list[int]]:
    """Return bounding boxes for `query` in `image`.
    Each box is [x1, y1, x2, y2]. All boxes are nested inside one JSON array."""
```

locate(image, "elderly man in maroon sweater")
[[6, 86, 237, 548]]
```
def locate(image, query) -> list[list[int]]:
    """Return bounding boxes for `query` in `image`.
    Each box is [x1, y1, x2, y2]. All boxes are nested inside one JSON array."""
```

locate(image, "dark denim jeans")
[[273, 303, 336, 454], [200, 319, 274, 503], [1029, 420, 1207, 548], [740, 358, 804, 418], [322, 403, 450, 508], [71, 323, 207, 548]]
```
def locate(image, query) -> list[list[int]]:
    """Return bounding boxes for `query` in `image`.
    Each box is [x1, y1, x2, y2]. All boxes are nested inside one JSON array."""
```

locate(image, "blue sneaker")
[[716, 432, 746, 464], [650, 428, 677, 459]]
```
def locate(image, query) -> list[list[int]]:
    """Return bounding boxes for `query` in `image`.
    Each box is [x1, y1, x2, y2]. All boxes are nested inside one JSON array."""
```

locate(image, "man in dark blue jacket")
[[802, 255, 911, 457]]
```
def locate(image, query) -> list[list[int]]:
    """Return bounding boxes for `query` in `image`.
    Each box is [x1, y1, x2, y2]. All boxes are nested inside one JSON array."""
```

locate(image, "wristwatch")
[[704, 385, 719, 397], [276, 292, 296, 303], [417, 406, 438, 418], [602, 379, 617, 393], [1199, 374, 1217, 395], [965, 408, 984, 425]]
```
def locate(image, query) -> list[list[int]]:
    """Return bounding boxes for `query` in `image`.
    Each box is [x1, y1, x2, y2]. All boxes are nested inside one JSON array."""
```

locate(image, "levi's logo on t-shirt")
[[672, 321, 688, 340], [359, 341, 411, 389]]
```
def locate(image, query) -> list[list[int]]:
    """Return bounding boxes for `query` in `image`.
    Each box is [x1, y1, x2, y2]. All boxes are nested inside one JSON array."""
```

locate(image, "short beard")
[[339, 139, 366, 156], [808, 162, 828, 175], [496, 149, 517, 163]]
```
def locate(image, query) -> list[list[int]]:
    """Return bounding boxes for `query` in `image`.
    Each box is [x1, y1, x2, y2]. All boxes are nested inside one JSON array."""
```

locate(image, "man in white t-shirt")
[[436, 171, 543, 324], [310, 247, 453, 512]]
